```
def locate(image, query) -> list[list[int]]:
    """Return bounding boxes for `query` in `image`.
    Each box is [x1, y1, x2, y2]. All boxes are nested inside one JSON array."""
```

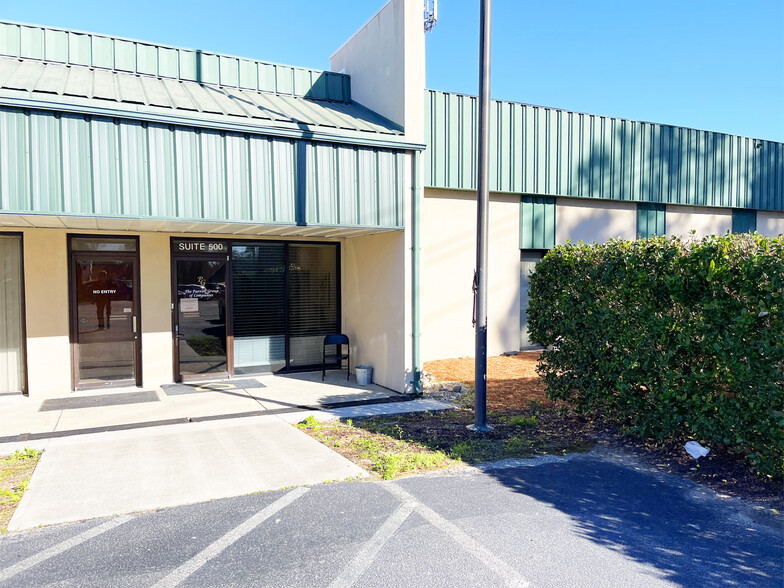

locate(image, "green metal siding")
[[636, 203, 666, 238], [520, 195, 555, 250], [731, 209, 757, 233], [0, 21, 351, 102], [304, 143, 403, 228], [0, 107, 403, 229], [426, 90, 784, 212]]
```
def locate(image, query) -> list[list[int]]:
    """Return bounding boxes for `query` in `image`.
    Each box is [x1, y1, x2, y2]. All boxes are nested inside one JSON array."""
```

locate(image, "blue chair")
[[322, 334, 350, 381]]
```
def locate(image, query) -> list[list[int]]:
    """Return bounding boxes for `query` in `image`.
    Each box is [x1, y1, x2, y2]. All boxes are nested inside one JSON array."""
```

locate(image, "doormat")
[[39, 390, 160, 412], [161, 379, 266, 396]]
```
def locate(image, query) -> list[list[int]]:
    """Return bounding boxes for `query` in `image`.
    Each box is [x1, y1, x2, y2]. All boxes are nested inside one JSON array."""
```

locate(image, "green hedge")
[[528, 233, 784, 477]]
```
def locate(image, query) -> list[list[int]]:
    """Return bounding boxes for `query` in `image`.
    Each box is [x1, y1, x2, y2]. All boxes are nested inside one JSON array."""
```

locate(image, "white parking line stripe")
[[0, 515, 133, 584], [383, 483, 531, 588], [152, 486, 309, 588], [328, 501, 417, 588]]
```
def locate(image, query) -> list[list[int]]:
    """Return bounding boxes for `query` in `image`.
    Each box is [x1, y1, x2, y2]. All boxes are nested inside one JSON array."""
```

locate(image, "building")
[[0, 0, 781, 398]]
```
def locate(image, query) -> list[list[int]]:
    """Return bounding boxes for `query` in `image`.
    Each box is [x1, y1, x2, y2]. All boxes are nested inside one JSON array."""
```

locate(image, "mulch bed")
[[423, 353, 783, 511]]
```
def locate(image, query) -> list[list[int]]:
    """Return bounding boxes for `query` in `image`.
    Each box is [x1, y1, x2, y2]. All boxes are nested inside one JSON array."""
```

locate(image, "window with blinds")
[[231, 241, 338, 373], [288, 244, 338, 368], [231, 243, 286, 373]]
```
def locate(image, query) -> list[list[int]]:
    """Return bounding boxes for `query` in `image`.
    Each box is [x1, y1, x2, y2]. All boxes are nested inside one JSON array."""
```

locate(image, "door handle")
[[132, 316, 137, 333]]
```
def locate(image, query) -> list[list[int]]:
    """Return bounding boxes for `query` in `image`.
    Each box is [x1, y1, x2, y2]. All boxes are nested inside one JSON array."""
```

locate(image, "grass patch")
[[297, 408, 593, 479], [1, 448, 42, 533], [297, 418, 454, 480], [507, 415, 538, 428]]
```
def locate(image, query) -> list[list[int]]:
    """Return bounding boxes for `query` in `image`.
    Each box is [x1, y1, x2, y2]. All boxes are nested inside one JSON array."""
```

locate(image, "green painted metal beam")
[[636, 203, 666, 238], [520, 195, 556, 250], [731, 209, 757, 233]]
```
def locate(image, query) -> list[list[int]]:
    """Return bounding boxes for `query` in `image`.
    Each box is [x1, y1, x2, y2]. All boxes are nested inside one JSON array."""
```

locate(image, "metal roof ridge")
[[0, 18, 344, 81]]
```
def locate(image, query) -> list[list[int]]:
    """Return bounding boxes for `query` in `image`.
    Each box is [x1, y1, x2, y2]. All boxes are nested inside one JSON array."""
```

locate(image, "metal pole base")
[[467, 423, 493, 433]]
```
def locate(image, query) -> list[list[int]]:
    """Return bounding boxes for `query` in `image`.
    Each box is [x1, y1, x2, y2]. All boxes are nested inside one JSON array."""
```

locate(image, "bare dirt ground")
[[423, 353, 783, 512]]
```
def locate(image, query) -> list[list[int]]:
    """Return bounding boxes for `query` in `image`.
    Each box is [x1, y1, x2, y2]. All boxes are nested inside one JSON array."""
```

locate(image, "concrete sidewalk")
[[0, 372, 405, 450], [1, 374, 453, 531]]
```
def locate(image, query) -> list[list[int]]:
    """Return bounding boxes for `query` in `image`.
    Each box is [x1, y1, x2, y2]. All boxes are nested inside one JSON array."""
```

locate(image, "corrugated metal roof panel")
[[426, 89, 784, 212], [0, 56, 404, 140], [4, 60, 43, 92], [116, 74, 145, 104], [92, 69, 117, 101], [139, 75, 170, 108], [64, 66, 92, 98], [160, 77, 197, 111]]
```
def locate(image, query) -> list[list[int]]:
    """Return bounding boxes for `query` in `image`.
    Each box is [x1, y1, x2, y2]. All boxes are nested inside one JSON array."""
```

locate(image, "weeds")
[[1, 447, 42, 532], [508, 415, 538, 428]]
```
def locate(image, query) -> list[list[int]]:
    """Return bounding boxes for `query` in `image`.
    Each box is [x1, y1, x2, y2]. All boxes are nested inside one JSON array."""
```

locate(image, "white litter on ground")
[[684, 440, 710, 459]]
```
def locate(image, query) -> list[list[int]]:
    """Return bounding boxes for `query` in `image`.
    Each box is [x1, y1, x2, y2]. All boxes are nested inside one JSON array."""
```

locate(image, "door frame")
[[171, 245, 233, 382], [68, 234, 142, 391], [170, 237, 342, 380]]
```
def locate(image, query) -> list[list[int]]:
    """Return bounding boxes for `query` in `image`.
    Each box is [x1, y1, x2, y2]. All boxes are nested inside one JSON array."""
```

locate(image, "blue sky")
[[5, 1, 783, 141]]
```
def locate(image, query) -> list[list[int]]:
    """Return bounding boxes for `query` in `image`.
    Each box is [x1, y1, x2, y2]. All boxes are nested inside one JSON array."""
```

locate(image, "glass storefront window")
[[229, 241, 338, 374]]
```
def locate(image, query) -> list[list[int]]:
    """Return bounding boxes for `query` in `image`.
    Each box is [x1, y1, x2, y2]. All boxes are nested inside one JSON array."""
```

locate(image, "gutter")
[[411, 150, 422, 395]]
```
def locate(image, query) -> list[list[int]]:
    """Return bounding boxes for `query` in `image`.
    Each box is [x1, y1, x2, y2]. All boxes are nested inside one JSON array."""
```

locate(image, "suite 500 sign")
[[173, 240, 228, 254]]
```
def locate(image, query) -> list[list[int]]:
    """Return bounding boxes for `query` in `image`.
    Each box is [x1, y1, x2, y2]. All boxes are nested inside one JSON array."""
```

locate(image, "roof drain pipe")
[[411, 150, 423, 396]]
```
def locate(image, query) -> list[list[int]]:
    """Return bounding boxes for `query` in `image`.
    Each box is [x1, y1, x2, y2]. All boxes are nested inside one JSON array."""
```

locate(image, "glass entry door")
[[174, 259, 228, 379], [71, 243, 140, 388]]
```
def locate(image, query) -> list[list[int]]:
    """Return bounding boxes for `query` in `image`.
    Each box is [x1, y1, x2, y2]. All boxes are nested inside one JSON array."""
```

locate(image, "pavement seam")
[[150, 486, 309, 588], [383, 482, 531, 588], [328, 501, 417, 588], [0, 515, 133, 584]]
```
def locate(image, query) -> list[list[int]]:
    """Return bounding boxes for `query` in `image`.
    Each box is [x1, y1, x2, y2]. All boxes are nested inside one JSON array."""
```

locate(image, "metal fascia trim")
[[0, 96, 426, 151]]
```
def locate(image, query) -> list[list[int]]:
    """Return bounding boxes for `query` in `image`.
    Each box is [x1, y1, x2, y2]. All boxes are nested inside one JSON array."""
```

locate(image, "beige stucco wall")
[[331, 1, 404, 126], [757, 211, 784, 237], [342, 231, 407, 392], [333, 0, 422, 388], [420, 189, 521, 361], [331, 0, 425, 140], [139, 233, 173, 388], [556, 198, 637, 244], [21, 228, 71, 397], [666, 205, 732, 238]]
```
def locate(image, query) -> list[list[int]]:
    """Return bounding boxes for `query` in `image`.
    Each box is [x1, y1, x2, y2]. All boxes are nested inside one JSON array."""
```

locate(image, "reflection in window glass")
[[70, 238, 137, 252]]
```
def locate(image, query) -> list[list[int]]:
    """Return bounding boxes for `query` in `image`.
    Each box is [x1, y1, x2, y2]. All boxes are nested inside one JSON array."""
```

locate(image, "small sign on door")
[[180, 298, 199, 313]]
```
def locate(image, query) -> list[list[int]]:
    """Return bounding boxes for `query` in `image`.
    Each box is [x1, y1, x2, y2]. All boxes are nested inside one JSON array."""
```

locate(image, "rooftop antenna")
[[424, 0, 437, 32]]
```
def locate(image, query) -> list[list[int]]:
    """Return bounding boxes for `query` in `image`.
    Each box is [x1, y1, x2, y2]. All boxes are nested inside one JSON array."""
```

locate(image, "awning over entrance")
[[0, 213, 401, 239]]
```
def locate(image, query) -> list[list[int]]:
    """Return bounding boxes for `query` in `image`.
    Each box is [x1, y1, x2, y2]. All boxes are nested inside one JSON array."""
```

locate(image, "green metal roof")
[[0, 55, 409, 147]]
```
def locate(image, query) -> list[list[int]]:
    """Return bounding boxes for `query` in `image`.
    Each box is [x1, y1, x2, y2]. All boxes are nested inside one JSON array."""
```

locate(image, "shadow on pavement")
[[486, 455, 783, 587]]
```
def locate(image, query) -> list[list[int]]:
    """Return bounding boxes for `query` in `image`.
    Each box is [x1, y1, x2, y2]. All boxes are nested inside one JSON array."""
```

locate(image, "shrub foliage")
[[528, 233, 784, 477]]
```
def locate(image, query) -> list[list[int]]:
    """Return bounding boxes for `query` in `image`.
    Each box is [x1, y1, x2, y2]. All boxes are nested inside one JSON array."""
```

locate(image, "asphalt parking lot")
[[1, 450, 781, 588]]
